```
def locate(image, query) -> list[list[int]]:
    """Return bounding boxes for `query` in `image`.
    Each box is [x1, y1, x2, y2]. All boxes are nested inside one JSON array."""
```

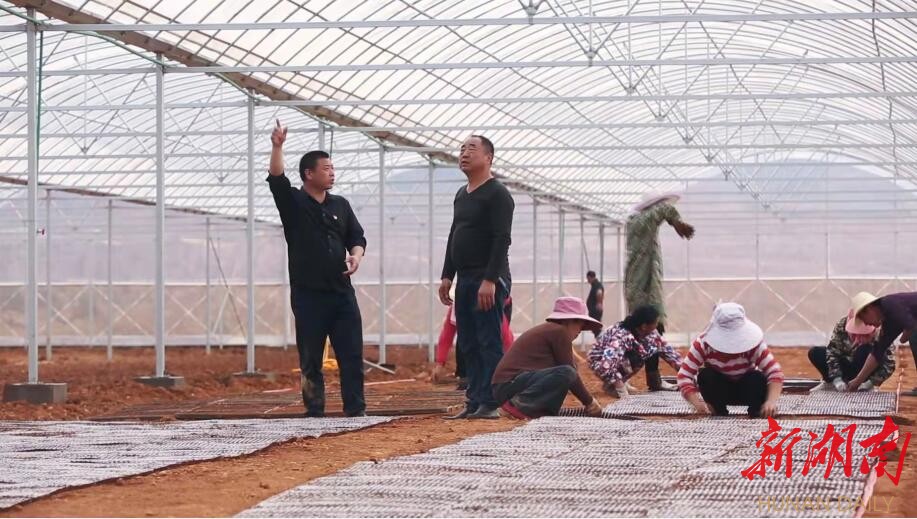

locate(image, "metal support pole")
[[427, 161, 435, 362], [378, 145, 387, 364], [44, 189, 52, 360], [106, 199, 113, 360], [154, 58, 166, 377], [532, 199, 538, 324], [599, 222, 605, 283], [579, 216, 586, 299], [245, 95, 256, 373], [617, 225, 626, 320], [824, 232, 830, 280], [205, 216, 212, 354], [558, 210, 565, 298], [26, 14, 39, 382], [88, 238, 95, 347], [317, 122, 325, 150]]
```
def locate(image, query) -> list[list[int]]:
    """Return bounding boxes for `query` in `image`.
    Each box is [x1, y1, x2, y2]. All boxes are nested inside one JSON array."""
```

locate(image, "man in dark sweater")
[[439, 135, 515, 419], [267, 120, 367, 417], [851, 291, 917, 395], [585, 270, 605, 338], [493, 297, 604, 419]]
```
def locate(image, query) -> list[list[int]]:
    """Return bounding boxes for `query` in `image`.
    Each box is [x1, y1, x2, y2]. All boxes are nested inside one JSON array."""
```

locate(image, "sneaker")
[[500, 402, 530, 420], [469, 406, 501, 419], [625, 381, 638, 392], [657, 380, 678, 391], [808, 381, 831, 393], [443, 407, 474, 420]]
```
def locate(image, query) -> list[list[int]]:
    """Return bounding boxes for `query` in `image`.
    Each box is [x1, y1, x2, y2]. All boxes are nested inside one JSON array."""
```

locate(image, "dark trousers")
[[807, 345, 870, 383], [454, 273, 508, 411], [588, 309, 603, 339], [623, 351, 660, 373], [456, 348, 467, 379], [291, 286, 365, 416], [492, 366, 578, 417], [697, 368, 767, 417]]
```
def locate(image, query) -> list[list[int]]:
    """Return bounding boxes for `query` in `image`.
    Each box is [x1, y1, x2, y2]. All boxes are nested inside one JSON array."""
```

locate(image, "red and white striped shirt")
[[676, 336, 784, 396]]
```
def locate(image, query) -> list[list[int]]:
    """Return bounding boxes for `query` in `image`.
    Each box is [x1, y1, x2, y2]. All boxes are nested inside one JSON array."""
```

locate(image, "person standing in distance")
[[267, 120, 367, 417], [440, 135, 515, 419], [585, 270, 604, 339]]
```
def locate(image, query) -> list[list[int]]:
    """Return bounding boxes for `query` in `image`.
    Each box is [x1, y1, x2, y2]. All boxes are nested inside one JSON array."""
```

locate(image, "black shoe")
[[469, 406, 501, 419], [305, 410, 325, 418], [444, 407, 475, 420], [346, 410, 367, 417]]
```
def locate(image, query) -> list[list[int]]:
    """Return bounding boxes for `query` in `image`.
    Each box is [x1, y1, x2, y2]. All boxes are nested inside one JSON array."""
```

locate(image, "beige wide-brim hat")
[[851, 292, 880, 319], [631, 191, 681, 214], [703, 302, 764, 354]]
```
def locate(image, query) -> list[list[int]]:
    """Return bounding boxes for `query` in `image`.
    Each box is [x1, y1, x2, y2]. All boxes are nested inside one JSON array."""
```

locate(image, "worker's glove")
[[858, 380, 875, 392], [585, 398, 603, 417], [832, 378, 847, 392]]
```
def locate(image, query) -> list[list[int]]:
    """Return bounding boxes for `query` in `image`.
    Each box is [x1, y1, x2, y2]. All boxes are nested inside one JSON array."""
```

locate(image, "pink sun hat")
[[546, 297, 603, 334], [845, 308, 876, 335]]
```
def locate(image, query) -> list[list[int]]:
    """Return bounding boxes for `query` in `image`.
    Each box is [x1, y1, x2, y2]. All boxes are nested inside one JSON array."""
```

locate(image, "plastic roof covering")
[[1, 0, 917, 226]]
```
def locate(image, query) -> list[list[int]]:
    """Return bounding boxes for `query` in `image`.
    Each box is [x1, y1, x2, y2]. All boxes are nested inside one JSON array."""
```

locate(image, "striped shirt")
[[676, 336, 784, 396]]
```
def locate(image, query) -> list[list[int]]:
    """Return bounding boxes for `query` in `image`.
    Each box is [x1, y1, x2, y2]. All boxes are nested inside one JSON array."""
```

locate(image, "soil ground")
[[0, 345, 913, 517]]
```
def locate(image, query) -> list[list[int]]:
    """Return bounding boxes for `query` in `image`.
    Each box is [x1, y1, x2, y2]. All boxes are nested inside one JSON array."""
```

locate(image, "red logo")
[[742, 416, 910, 485]]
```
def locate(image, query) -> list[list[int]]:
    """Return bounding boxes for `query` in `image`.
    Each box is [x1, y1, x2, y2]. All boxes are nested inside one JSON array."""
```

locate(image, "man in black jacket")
[[267, 120, 367, 417], [439, 135, 515, 419]]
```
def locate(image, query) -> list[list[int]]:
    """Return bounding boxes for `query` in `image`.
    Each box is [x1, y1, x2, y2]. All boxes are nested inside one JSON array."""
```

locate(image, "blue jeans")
[[453, 273, 508, 410]]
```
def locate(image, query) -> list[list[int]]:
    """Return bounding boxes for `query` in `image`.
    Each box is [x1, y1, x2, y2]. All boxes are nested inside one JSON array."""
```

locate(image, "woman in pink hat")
[[492, 297, 604, 419], [807, 309, 895, 392]]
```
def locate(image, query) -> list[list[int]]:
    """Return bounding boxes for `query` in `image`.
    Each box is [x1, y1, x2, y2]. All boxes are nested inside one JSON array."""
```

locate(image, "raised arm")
[[266, 120, 296, 227], [269, 119, 287, 177], [652, 201, 694, 239]]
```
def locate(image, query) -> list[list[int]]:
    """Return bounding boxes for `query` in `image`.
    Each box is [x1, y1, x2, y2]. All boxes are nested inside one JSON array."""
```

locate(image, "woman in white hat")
[[676, 302, 784, 417], [848, 291, 917, 395], [807, 309, 895, 392], [625, 191, 694, 390]]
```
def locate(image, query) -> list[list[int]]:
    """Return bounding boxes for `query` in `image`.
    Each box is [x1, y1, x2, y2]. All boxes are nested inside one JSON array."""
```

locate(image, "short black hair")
[[470, 134, 494, 158], [621, 305, 661, 334], [586, 270, 596, 278], [299, 150, 330, 181]]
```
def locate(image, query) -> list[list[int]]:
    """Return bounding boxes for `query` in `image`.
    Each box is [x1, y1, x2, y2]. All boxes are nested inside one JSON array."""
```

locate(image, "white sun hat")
[[631, 191, 681, 214], [703, 302, 764, 354]]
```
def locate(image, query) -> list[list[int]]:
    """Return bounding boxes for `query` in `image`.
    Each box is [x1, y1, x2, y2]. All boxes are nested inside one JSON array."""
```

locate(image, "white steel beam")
[[378, 145, 387, 364], [260, 91, 917, 107], [40, 11, 917, 32], [25, 14, 39, 383], [168, 56, 917, 74], [153, 59, 165, 378], [245, 94, 256, 373]]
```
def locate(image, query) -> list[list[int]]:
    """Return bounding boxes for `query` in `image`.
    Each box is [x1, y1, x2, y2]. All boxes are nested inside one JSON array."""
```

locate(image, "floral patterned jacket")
[[587, 323, 681, 384]]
